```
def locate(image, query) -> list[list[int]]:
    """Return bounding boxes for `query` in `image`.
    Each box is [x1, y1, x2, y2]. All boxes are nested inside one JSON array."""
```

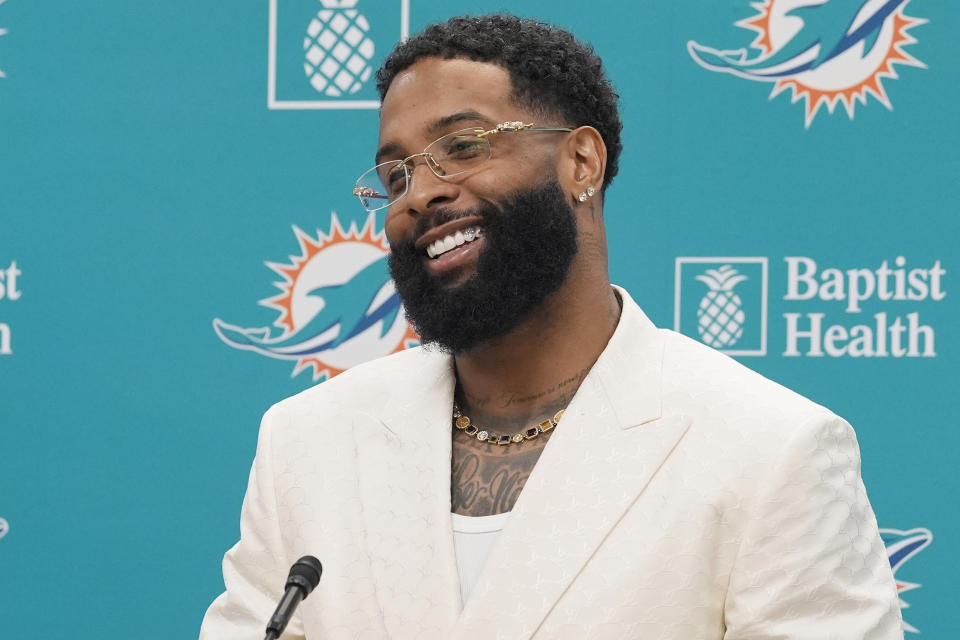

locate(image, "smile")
[[425, 226, 484, 259]]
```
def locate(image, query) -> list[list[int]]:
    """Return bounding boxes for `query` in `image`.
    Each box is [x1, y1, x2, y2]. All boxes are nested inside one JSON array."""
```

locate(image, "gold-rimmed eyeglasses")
[[352, 121, 573, 212]]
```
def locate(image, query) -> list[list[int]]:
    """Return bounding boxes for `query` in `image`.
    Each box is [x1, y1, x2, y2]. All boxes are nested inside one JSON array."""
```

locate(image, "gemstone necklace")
[[452, 401, 565, 446]]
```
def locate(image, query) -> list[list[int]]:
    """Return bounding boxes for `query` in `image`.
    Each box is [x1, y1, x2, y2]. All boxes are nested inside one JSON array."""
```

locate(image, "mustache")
[[410, 202, 501, 244]]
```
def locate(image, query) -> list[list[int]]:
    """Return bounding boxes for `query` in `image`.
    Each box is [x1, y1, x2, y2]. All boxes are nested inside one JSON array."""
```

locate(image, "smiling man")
[[201, 15, 903, 640]]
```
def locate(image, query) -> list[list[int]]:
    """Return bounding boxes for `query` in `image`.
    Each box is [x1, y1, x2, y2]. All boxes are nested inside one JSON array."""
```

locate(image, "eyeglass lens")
[[354, 129, 493, 211]]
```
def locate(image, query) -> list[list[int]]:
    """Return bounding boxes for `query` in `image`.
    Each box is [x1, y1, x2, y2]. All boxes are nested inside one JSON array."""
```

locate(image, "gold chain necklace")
[[452, 401, 565, 445]]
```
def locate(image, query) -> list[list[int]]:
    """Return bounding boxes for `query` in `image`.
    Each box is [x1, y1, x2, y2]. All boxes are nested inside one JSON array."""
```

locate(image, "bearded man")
[[201, 14, 902, 640]]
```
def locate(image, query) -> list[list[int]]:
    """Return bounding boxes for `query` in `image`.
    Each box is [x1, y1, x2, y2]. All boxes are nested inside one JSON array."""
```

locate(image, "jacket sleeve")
[[723, 414, 904, 640], [199, 407, 306, 640]]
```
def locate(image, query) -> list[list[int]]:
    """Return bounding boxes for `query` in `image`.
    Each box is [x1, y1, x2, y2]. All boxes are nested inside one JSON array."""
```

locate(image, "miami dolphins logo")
[[688, 0, 927, 126], [881, 527, 933, 633], [213, 213, 418, 380]]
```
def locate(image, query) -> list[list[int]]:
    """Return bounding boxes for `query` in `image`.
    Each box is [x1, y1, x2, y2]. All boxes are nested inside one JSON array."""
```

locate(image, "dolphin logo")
[[687, 0, 926, 125], [214, 256, 402, 360], [880, 527, 933, 633], [689, 0, 910, 80], [212, 214, 418, 380]]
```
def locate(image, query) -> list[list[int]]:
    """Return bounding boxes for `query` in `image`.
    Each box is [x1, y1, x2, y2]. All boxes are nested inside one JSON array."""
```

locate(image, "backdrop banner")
[[0, 1, 955, 637]]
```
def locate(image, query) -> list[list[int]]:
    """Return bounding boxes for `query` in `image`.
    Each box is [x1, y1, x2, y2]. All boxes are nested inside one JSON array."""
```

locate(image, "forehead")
[[378, 57, 523, 146]]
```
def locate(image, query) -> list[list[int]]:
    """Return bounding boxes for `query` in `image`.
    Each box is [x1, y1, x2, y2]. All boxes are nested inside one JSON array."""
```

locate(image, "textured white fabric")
[[451, 511, 511, 604], [199, 286, 903, 640]]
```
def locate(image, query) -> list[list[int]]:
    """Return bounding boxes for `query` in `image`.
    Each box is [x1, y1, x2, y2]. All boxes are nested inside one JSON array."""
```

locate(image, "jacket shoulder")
[[660, 329, 837, 429], [261, 346, 444, 426]]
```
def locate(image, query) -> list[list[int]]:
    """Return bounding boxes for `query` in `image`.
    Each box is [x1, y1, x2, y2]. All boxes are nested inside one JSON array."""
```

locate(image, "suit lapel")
[[353, 352, 462, 639], [453, 289, 691, 639]]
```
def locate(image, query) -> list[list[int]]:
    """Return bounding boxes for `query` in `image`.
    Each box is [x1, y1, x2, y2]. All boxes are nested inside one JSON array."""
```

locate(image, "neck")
[[453, 268, 621, 425]]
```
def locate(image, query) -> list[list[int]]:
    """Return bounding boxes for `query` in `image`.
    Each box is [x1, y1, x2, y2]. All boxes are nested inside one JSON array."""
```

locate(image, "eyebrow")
[[374, 142, 403, 166], [426, 110, 493, 136], [374, 110, 495, 165]]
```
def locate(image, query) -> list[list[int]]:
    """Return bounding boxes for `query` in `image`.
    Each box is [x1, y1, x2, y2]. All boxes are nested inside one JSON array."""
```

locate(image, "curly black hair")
[[376, 14, 623, 192]]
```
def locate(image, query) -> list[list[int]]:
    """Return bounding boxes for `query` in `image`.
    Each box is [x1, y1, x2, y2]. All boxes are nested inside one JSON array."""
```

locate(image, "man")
[[201, 14, 902, 639]]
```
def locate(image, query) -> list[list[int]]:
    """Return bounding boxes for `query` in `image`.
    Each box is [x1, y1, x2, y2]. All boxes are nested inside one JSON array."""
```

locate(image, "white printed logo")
[[675, 257, 769, 356], [269, 0, 410, 110], [783, 256, 944, 357], [695, 265, 749, 349], [0, 259, 21, 355], [302, 2, 375, 97], [0, 0, 8, 79]]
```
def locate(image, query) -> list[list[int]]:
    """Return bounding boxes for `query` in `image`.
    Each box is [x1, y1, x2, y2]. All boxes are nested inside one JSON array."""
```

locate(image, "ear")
[[557, 126, 607, 206]]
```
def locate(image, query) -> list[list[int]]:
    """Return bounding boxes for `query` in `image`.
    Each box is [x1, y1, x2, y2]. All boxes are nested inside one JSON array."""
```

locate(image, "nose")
[[400, 156, 460, 217]]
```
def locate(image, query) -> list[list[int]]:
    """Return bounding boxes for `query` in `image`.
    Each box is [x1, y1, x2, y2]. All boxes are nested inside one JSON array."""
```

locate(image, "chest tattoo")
[[450, 436, 551, 516]]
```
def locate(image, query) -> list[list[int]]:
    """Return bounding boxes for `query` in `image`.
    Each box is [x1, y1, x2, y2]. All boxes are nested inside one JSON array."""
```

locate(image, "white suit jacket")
[[200, 288, 902, 639]]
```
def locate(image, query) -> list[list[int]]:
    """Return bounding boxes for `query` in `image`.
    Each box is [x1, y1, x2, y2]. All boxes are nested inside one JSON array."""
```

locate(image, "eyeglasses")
[[352, 121, 573, 212]]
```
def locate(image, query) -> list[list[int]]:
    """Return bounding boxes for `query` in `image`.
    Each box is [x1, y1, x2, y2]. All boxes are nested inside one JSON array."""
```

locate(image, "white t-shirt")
[[451, 511, 511, 604]]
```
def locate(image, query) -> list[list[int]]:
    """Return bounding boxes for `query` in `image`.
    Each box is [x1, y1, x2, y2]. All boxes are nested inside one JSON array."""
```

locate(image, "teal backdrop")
[[0, 0, 955, 636]]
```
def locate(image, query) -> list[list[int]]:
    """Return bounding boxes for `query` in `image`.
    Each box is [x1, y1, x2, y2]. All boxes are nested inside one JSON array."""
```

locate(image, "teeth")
[[426, 226, 483, 259]]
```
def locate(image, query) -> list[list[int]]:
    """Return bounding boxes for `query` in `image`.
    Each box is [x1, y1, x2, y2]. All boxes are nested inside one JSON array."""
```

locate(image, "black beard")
[[387, 179, 579, 354]]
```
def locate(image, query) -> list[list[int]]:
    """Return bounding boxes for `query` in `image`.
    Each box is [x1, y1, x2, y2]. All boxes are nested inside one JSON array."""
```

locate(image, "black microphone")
[[264, 555, 323, 640]]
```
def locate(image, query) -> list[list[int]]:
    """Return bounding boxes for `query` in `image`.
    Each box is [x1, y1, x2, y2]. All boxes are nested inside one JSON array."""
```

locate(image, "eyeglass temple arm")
[[476, 122, 574, 138], [352, 187, 390, 199]]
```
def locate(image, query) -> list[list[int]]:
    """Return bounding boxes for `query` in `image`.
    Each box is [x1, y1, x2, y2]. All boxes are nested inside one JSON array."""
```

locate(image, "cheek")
[[384, 209, 412, 245], [484, 151, 555, 191], [460, 165, 524, 200]]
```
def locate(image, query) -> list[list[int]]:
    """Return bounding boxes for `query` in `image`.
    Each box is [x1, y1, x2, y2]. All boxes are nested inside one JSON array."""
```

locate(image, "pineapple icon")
[[302, 0, 375, 97], [695, 265, 748, 348]]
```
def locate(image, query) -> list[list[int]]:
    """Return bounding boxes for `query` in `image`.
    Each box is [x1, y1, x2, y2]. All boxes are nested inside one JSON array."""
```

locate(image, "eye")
[[378, 163, 407, 196], [442, 135, 487, 160]]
